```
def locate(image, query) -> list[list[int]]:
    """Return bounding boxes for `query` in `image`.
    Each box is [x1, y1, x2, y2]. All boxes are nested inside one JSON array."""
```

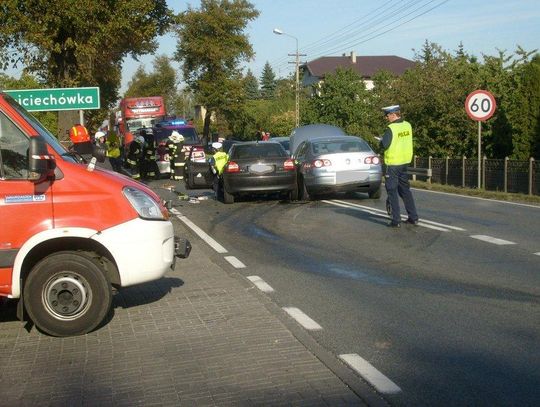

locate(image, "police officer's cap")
[[212, 142, 223, 149], [382, 105, 400, 115]]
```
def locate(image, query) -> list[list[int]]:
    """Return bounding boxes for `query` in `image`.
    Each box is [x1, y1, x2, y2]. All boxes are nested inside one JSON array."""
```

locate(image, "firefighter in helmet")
[[166, 130, 185, 181], [125, 135, 145, 179], [140, 128, 158, 179], [69, 123, 93, 161]]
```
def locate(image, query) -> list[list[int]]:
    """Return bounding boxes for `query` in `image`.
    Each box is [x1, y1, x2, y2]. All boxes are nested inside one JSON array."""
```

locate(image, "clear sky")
[[4, 1, 538, 93], [122, 0, 539, 93]]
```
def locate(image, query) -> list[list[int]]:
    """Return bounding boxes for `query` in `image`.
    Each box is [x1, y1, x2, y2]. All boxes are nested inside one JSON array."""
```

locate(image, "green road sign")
[[4, 87, 100, 112]]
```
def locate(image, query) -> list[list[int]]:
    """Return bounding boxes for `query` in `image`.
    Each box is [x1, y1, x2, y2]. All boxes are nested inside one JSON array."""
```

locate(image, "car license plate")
[[249, 164, 273, 174], [336, 171, 365, 184]]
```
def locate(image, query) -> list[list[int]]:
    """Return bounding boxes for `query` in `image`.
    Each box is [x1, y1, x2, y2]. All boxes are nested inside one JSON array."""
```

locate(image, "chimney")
[[350, 51, 356, 64]]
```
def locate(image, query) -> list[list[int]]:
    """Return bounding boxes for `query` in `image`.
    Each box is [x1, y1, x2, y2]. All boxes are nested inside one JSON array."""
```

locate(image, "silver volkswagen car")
[[292, 125, 382, 200]]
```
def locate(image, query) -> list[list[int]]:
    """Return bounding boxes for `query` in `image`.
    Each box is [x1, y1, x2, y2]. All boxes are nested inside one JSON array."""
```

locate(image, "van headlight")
[[123, 187, 167, 220]]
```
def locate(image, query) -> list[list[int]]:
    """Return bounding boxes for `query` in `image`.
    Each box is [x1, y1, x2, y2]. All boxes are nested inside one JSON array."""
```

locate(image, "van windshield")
[[4, 94, 77, 163]]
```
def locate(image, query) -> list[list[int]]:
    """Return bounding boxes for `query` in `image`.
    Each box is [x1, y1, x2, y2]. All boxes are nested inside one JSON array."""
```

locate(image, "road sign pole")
[[465, 89, 496, 190], [477, 121, 481, 189]]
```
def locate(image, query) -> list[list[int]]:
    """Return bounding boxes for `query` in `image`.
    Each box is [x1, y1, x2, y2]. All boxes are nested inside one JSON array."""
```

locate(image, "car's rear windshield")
[[231, 143, 287, 159], [311, 139, 371, 154]]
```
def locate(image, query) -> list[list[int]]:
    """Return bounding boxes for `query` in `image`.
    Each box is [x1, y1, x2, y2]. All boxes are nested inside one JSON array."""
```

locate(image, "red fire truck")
[[117, 96, 166, 146]]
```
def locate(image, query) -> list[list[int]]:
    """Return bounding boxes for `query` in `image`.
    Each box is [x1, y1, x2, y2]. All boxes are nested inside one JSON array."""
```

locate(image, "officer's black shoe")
[[387, 221, 401, 228], [404, 218, 419, 226]]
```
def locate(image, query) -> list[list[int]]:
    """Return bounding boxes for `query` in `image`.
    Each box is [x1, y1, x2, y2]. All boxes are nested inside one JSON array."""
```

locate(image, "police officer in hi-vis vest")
[[379, 105, 419, 228]]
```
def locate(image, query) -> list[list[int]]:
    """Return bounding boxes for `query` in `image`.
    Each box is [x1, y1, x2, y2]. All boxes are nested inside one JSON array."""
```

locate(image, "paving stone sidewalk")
[[0, 230, 375, 406]]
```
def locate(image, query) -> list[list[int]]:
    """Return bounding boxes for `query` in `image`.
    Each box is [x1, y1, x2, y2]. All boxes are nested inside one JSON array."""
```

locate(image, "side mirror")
[[28, 136, 56, 182]]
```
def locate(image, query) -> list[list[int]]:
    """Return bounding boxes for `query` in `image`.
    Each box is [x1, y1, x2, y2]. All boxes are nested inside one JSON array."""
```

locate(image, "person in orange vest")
[[69, 123, 93, 161]]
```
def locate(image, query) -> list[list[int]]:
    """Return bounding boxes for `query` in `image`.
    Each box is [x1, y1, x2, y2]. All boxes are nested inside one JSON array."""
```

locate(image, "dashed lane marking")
[[535, 252, 540, 256], [225, 256, 246, 268], [171, 208, 228, 253], [470, 235, 516, 246], [339, 353, 402, 394], [247, 276, 274, 292], [282, 307, 323, 331]]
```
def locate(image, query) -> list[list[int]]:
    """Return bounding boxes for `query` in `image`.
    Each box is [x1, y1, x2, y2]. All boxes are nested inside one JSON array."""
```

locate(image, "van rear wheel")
[[24, 251, 112, 337]]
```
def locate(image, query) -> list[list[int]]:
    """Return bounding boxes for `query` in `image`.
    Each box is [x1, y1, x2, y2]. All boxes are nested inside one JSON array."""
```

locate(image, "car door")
[[294, 141, 309, 176], [0, 111, 53, 295]]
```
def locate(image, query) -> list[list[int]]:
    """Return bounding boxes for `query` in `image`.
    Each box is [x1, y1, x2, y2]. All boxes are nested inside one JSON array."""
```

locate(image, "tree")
[[125, 55, 178, 113], [491, 50, 540, 159], [303, 68, 374, 141], [0, 72, 58, 136], [243, 69, 259, 99], [386, 42, 480, 158], [173, 0, 259, 139], [259, 61, 276, 99], [0, 0, 172, 130], [521, 55, 540, 159]]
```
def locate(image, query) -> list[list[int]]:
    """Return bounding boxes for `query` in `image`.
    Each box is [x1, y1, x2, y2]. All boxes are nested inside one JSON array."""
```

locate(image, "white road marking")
[[225, 256, 246, 268], [324, 200, 458, 232], [171, 208, 228, 253], [339, 353, 402, 394], [535, 252, 540, 256], [412, 188, 540, 209], [282, 307, 323, 330], [247, 276, 274, 292], [470, 235, 516, 245]]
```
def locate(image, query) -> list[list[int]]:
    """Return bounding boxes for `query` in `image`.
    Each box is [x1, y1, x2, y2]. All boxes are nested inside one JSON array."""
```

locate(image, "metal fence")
[[413, 156, 539, 196]]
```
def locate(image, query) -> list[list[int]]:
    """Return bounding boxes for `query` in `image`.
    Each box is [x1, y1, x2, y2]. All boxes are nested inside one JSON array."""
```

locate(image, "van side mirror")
[[28, 136, 56, 182]]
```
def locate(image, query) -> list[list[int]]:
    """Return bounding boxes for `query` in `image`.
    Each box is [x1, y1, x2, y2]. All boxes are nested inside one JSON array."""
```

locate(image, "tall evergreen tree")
[[244, 69, 260, 99], [260, 61, 276, 99]]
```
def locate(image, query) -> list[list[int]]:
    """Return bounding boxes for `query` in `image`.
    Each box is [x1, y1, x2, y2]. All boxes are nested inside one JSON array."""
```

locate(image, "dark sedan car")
[[221, 141, 298, 204]]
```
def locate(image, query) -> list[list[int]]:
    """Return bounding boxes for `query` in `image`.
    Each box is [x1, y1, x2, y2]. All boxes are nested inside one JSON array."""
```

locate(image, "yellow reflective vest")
[[106, 133, 121, 158], [214, 151, 229, 175], [384, 120, 413, 166]]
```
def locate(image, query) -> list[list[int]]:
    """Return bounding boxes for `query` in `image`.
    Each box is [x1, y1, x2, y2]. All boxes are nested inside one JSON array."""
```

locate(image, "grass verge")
[[410, 180, 540, 206]]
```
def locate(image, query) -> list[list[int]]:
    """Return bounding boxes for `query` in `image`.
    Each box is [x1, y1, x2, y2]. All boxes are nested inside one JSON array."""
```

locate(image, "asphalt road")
[[163, 181, 540, 406]]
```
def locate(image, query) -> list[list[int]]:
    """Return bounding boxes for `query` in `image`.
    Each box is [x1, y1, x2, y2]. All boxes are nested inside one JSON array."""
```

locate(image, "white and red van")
[[0, 92, 190, 336]]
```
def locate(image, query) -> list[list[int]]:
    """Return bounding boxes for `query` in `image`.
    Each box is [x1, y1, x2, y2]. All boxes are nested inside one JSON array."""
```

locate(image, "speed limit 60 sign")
[[465, 90, 496, 121]]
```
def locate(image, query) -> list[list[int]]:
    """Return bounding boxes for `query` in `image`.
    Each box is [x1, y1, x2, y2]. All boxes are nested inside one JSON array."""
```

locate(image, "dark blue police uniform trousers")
[[385, 164, 418, 223]]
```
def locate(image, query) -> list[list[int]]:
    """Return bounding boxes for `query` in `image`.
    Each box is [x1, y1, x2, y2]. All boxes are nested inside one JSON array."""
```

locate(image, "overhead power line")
[[271, 0, 451, 74]]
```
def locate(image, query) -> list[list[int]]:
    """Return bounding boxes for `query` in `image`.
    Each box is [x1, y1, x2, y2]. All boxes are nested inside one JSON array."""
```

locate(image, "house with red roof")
[[301, 51, 415, 93]]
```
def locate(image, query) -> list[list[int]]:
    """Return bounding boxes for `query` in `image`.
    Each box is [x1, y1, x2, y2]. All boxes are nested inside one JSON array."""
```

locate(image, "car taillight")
[[226, 161, 240, 173], [313, 159, 332, 168], [284, 159, 295, 171], [365, 156, 381, 165]]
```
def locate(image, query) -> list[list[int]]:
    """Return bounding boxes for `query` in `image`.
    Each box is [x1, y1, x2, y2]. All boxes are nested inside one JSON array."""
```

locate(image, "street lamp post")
[[273, 28, 300, 128]]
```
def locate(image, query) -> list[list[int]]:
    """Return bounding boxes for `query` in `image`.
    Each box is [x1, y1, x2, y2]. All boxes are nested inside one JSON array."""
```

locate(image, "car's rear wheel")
[[369, 186, 382, 199], [223, 186, 234, 204]]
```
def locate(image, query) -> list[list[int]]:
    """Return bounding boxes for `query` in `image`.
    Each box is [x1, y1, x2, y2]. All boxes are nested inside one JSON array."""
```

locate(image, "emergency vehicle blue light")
[[170, 120, 186, 125]]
